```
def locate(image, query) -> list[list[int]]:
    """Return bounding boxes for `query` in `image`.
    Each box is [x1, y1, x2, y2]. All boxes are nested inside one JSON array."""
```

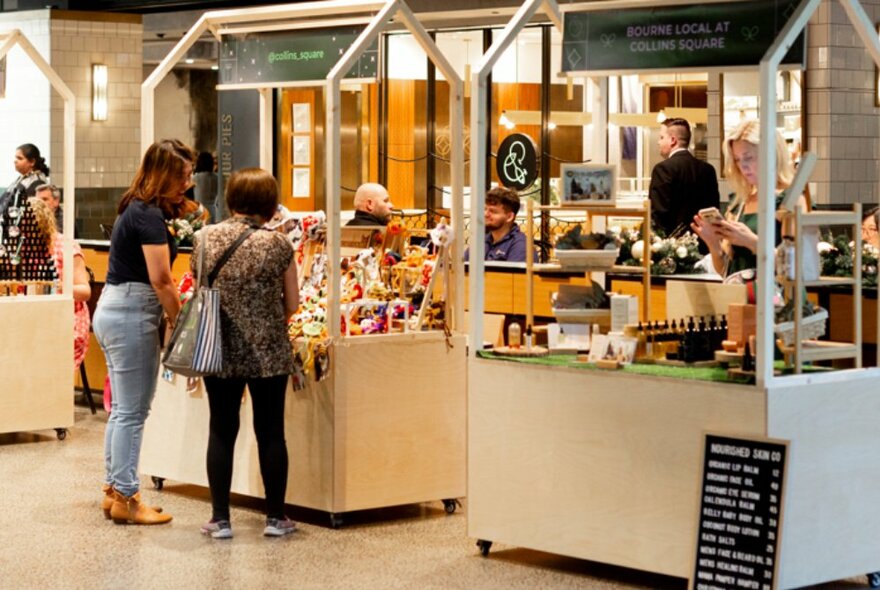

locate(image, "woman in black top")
[[94, 139, 198, 525], [1, 143, 50, 219]]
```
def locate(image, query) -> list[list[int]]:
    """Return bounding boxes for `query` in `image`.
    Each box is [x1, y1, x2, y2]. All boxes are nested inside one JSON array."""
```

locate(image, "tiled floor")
[[0, 403, 871, 589]]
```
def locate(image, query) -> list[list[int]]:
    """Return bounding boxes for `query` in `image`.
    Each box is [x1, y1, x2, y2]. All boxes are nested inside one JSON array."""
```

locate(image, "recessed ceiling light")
[[184, 58, 194, 64]]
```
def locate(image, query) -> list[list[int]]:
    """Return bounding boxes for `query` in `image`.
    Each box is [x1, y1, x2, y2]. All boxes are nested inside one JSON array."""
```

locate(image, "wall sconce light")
[[91, 64, 108, 121]]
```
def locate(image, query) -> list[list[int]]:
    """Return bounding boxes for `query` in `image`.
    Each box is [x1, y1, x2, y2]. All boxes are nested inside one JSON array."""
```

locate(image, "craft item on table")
[[314, 341, 330, 382], [341, 271, 364, 303], [382, 221, 407, 255], [177, 271, 194, 303], [364, 280, 392, 301], [429, 223, 453, 249], [352, 247, 380, 283], [291, 353, 307, 391], [588, 333, 637, 365], [0, 195, 58, 286]]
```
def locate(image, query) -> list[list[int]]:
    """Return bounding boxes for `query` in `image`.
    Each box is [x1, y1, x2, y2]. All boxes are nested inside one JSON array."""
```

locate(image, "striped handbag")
[[162, 226, 254, 377]]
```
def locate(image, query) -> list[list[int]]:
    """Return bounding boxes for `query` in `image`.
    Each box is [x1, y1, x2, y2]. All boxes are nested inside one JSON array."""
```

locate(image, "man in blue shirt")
[[465, 186, 533, 262]]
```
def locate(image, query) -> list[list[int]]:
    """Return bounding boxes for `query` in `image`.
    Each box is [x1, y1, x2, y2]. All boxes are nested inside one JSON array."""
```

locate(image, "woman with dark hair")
[[1, 143, 50, 218], [93, 139, 198, 525], [193, 151, 218, 222], [194, 167, 299, 539]]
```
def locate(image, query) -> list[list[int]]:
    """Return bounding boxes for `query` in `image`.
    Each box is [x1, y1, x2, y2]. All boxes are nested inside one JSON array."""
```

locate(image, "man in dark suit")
[[649, 118, 720, 244]]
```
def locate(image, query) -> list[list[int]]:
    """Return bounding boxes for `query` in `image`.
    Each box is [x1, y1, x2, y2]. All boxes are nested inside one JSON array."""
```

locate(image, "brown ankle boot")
[[102, 485, 163, 520], [110, 490, 172, 525]]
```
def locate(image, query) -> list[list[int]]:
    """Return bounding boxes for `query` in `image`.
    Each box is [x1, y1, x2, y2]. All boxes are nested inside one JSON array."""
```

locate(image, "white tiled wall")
[[48, 14, 143, 190], [807, 0, 880, 207], [0, 11, 142, 191], [0, 11, 51, 189]]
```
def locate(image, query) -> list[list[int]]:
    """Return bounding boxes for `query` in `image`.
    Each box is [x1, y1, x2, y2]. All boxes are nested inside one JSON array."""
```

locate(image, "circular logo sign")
[[496, 133, 537, 191]]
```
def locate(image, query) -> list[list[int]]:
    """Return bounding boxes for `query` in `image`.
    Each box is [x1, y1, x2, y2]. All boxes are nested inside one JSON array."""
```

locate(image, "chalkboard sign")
[[691, 434, 789, 590], [563, 0, 804, 73]]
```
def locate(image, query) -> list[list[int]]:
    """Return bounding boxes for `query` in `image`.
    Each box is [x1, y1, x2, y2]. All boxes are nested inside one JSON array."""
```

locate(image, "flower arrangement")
[[617, 229, 705, 275], [167, 205, 207, 247], [819, 232, 878, 288]]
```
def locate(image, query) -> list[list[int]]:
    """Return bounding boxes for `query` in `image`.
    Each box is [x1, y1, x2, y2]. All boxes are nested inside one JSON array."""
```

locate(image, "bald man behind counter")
[[346, 183, 394, 226]]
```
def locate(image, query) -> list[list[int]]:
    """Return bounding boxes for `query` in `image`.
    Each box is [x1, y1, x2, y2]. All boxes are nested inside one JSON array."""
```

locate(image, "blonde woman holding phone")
[[690, 119, 805, 277]]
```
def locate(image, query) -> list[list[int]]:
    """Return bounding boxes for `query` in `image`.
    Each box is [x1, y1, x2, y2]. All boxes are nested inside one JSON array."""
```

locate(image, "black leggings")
[[203, 375, 289, 520]]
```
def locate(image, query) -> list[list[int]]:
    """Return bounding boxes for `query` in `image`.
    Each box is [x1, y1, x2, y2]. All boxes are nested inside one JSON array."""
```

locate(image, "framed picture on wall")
[[561, 163, 617, 206]]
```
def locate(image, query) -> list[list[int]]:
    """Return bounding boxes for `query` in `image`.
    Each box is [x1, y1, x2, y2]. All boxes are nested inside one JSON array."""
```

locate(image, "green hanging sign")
[[219, 26, 378, 86], [562, 0, 805, 73]]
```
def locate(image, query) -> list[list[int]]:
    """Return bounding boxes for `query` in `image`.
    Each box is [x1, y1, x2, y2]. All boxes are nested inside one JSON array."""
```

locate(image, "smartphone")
[[698, 207, 724, 224]]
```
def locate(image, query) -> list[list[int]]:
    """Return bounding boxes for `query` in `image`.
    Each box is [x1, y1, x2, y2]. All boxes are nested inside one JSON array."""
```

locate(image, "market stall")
[[466, 0, 880, 588], [0, 29, 76, 439], [138, 0, 467, 526]]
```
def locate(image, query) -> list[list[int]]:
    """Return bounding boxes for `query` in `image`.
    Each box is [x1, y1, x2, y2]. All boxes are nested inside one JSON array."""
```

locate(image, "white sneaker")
[[263, 517, 296, 537]]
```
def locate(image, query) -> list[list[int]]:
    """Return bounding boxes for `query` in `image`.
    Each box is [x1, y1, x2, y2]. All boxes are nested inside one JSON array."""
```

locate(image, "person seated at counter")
[[690, 118, 806, 278], [862, 206, 880, 249], [465, 186, 534, 263], [346, 182, 393, 226]]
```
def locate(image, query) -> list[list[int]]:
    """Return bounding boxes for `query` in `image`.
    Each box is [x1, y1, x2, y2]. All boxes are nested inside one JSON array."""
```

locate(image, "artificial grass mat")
[[476, 350, 827, 384]]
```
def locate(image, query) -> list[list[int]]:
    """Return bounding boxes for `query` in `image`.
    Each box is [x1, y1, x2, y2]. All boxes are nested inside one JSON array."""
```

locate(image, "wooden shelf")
[[798, 211, 860, 227], [780, 340, 860, 362], [533, 205, 648, 216], [786, 204, 863, 372], [782, 276, 857, 288], [533, 263, 647, 274], [525, 199, 652, 325]]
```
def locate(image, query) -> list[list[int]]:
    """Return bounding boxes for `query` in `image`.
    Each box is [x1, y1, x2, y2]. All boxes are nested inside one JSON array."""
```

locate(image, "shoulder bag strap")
[[207, 227, 255, 287], [196, 228, 207, 289]]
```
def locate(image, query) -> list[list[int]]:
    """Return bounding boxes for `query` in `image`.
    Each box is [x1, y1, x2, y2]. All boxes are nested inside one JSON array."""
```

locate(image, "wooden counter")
[[468, 358, 880, 588], [141, 332, 467, 524], [77, 245, 192, 390]]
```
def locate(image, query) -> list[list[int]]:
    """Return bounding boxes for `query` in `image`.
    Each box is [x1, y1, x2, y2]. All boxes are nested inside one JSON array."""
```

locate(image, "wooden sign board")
[[667, 280, 746, 320], [340, 226, 383, 257], [690, 433, 789, 590]]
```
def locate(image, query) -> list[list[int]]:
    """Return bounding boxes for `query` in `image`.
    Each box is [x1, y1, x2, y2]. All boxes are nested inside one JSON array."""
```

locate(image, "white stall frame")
[[467, 1, 880, 588], [139, 1, 468, 522], [142, 0, 465, 334], [468, 0, 880, 384], [0, 29, 75, 436]]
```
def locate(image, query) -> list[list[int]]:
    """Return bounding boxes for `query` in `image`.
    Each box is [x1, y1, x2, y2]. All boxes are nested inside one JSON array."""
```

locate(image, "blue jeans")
[[93, 282, 162, 497]]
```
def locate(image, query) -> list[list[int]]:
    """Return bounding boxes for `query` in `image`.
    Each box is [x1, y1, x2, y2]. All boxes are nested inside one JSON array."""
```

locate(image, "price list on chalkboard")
[[691, 434, 788, 590]]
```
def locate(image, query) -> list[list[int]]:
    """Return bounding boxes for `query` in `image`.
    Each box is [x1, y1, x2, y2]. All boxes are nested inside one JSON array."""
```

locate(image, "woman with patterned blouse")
[[193, 168, 299, 540]]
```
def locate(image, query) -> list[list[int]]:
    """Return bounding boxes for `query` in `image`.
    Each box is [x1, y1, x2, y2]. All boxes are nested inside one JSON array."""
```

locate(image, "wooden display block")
[[727, 303, 756, 348]]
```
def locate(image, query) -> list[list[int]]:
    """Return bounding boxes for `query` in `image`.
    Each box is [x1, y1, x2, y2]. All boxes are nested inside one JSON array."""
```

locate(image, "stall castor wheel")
[[442, 499, 461, 514], [55, 428, 67, 441], [867, 572, 880, 588], [329, 513, 343, 529], [151, 476, 165, 491], [476, 539, 492, 557]]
